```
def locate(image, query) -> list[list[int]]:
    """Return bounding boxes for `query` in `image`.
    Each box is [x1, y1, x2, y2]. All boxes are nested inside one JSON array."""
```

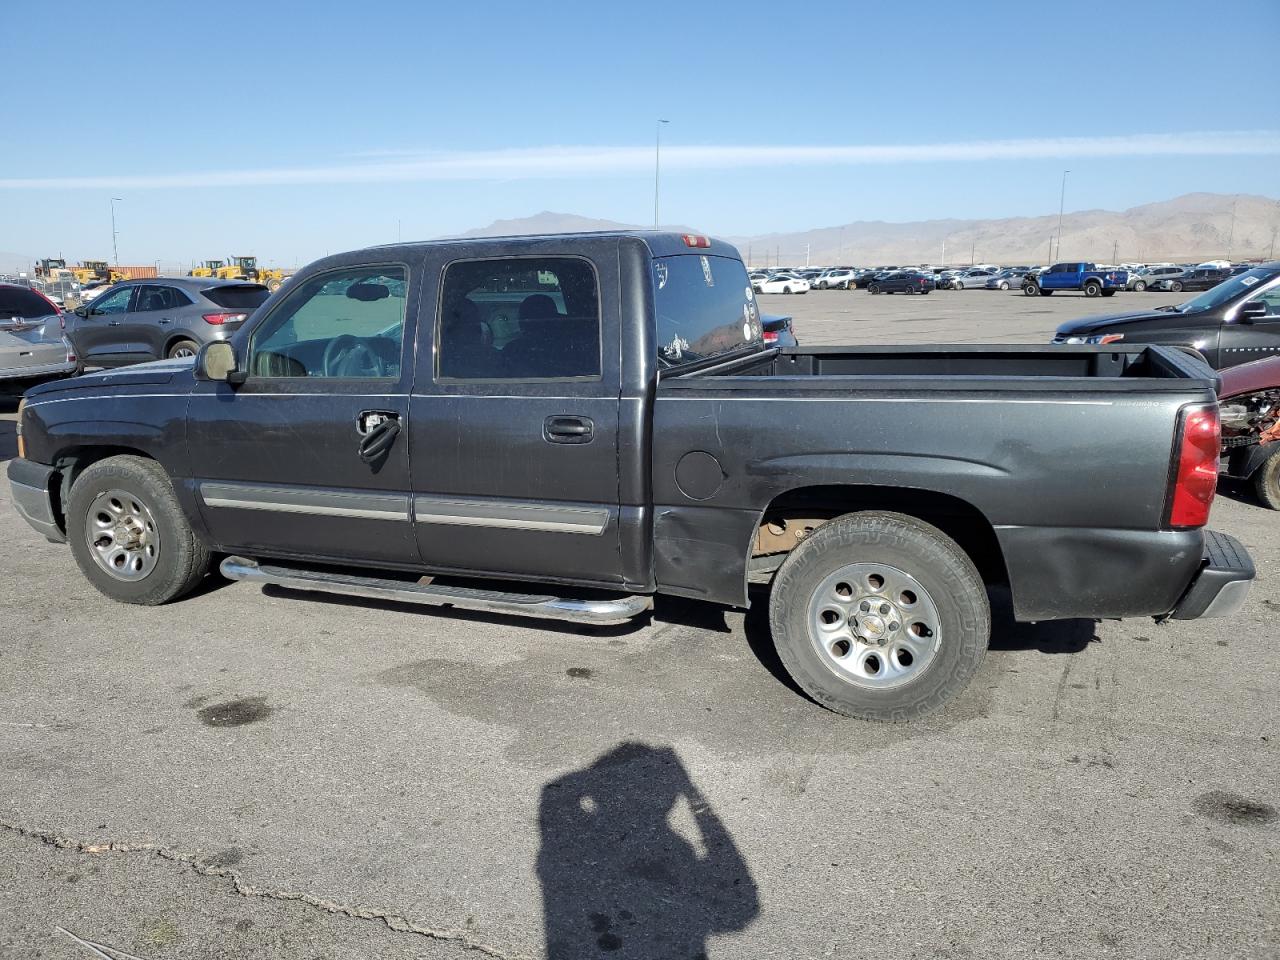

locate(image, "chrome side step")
[[219, 556, 653, 626]]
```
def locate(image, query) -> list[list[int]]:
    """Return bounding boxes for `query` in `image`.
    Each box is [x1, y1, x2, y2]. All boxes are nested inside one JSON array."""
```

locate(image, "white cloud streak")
[[4, 131, 1277, 190]]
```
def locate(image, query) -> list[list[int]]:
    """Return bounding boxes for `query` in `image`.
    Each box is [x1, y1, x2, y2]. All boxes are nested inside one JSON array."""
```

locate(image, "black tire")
[[1022, 283, 1039, 296], [1134, 280, 1147, 292], [1253, 450, 1280, 510], [869, 284, 880, 295], [167, 339, 200, 360], [783, 286, 792, 295], [67, 455, 212, 605], [1083, 281, 1102, 298], [1170, 281, 1183, 292], [768, 511, 990, 722], [1101, 289, 1116, 297]]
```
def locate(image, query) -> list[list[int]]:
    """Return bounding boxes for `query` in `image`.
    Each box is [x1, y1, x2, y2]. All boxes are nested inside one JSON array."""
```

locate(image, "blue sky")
[[3, 0, 1277, 267]]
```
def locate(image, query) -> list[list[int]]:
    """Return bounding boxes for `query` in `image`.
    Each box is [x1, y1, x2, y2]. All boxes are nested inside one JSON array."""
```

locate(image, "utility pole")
[[653, 119, 669, 228], [1046, 236, 1053, 265], [970, 236, 975, 266], [1112, 239, 1118, 264], [805, 243, 810, 268], [110, 197, 123, 267], [1056, 170, 1070, 264], [941, 236, 946, 267]]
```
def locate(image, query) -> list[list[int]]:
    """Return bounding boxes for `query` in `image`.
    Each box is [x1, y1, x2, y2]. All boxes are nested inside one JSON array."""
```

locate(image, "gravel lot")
[[1, 289, 1276, 960]]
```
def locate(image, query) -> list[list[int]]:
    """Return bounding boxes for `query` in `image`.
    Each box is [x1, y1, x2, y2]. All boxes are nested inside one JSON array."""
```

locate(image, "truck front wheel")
[[1253, 448, 1280, 510], [67, 455, 212, 605], [768, 512, 990, 722]]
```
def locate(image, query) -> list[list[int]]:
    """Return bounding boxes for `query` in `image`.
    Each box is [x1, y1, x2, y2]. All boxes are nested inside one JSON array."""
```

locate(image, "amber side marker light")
[[15, 397, 25, 459]]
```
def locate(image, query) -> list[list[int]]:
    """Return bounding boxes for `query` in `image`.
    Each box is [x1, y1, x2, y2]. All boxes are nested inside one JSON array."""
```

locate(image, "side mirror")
[[73, 306, 89, 318], [1238, 301, 1268, 323], [195, 340, 241, 383]]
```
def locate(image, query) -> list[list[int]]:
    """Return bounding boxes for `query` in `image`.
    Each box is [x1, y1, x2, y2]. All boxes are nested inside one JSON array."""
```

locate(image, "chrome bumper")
[[6, 459, 65, 543]]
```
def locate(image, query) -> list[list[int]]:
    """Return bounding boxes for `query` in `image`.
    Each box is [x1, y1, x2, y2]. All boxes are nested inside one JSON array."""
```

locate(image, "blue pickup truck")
[[1023, 262, 1127, 298]]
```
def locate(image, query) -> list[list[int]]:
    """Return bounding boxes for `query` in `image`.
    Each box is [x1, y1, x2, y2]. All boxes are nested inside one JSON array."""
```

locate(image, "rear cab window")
[[653, 254, 762, 367]]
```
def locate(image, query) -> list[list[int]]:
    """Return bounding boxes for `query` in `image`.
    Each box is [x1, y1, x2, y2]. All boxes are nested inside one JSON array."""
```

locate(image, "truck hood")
[[1055, 309, 1180, 337], [1218, 355, 1280, 400], [25, 357, 194, 399]]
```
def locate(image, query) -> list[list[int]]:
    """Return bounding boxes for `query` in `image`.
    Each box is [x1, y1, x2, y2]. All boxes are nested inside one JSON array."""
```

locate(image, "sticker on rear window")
[[655, 261, 669, 290], [701, 256, 714, 287], [1240, 276, 1259, 286]]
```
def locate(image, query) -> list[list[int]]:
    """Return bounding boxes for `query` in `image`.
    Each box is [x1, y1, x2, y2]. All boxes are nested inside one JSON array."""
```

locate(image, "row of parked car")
[[750, 260, 1262, 298]]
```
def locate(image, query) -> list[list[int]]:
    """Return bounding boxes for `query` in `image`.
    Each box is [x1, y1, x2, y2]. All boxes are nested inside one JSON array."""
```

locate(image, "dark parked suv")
[[67, 277, 271, 367]]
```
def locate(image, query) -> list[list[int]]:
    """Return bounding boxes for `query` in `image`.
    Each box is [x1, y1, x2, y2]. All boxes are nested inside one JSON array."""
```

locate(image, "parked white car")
[[814, 269, 856, 290], [756, 274, 810, 294]]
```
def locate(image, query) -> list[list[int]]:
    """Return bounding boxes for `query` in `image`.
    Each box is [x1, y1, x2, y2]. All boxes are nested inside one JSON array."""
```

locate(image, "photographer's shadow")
[[537, 742, 759, 959]]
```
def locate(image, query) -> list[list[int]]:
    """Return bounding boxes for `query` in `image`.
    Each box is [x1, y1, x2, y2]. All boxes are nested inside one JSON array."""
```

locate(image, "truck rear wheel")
[[768, 511, 990, 722], [1083, 281, 1102, 297], [1253, 449, 1280, 510], [67, 455, 212, 605]]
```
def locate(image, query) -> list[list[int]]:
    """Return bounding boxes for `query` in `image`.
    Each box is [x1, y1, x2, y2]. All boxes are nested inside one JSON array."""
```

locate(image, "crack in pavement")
[[1, 819, 529, 960]]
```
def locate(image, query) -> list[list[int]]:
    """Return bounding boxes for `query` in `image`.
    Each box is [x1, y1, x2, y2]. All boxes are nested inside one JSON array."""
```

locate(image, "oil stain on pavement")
[[1193, 790, 1278, 826], [195, 697, 273, 728]]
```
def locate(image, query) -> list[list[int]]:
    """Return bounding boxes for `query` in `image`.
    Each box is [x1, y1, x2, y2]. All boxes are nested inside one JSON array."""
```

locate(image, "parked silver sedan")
[[0, 284, 78, 392]]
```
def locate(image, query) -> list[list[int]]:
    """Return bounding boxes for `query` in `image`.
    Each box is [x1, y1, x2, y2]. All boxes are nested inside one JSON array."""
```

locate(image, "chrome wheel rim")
[[807, 562, 941, 688], [172, 345, 196, 358], [84, 488, 161, 581]]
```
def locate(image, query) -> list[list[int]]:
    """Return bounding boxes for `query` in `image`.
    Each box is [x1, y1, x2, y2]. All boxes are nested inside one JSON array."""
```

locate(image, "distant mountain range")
[[452, 193, 1280, 267]]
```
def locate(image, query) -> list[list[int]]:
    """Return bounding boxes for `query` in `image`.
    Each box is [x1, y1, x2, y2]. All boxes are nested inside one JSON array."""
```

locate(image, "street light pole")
[[653, 119, 669, 228], [110, 197, 123, 267], [1055, 170, 1070, 263]]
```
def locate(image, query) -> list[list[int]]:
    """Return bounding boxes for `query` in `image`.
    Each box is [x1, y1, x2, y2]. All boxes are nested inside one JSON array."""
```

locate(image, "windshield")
[[1176, 267, 1279, 313]]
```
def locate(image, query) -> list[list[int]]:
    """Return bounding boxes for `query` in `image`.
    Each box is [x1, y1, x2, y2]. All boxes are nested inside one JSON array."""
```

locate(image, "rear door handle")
[[544, 415, 594, 444], [158, 318, 171, 325], [108, 321, 122, 326]]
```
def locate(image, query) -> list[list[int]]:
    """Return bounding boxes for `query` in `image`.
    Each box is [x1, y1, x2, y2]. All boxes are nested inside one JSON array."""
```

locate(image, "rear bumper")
[[0, 356, 76, 384], [7, 459, 65, 543], [1168, 530, 1255, 620]]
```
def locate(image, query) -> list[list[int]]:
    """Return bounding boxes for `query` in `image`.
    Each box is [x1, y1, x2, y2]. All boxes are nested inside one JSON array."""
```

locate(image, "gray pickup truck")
[[8, 231, 1254, 721]]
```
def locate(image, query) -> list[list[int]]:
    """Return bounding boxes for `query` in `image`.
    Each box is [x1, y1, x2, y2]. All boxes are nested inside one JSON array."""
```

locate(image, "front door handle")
[[544, 415, 594, 444], [158, 318, 171, 325], [108, 321, 122, 326]]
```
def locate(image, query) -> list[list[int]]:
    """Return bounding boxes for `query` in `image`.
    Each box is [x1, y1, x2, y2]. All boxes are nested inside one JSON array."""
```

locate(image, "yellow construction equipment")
[[33, 258, 68, 279], [73, 260, 125, 284], [215, 255, 286, 291], [189, 260, 225, 279]]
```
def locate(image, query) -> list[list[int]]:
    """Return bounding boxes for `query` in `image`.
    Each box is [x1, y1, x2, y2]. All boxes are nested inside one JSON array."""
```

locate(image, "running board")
[[218, 556, 653, 626]]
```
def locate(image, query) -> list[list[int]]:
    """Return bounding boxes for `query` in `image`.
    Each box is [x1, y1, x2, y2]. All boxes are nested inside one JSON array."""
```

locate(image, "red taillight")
[[681, 234, 711, 248], [1096, 333, 1124, 345], [203, 312, 247, 325], [1168, 405, 1220, 529], [762, 330, 778, 343]]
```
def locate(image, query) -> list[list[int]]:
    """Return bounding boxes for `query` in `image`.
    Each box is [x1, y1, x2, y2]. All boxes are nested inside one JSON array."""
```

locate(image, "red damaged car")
[[1220, 355, 1280, 508]]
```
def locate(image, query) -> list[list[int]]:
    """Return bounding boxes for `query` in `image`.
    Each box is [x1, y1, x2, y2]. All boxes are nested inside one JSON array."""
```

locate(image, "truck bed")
[[651, 343, 1218, 619]]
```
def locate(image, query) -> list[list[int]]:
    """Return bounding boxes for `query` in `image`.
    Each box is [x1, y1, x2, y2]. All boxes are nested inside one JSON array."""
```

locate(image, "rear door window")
[[437, 257, 601, 381], [653, 254, 761, 367], [0, 286, 57, 320], [135, 285, 191, 311], [205, 285, 272, 310]]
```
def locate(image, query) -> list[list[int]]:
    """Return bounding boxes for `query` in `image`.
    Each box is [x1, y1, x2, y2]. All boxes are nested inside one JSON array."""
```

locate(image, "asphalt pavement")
[[1, 289, 1276, 960]]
